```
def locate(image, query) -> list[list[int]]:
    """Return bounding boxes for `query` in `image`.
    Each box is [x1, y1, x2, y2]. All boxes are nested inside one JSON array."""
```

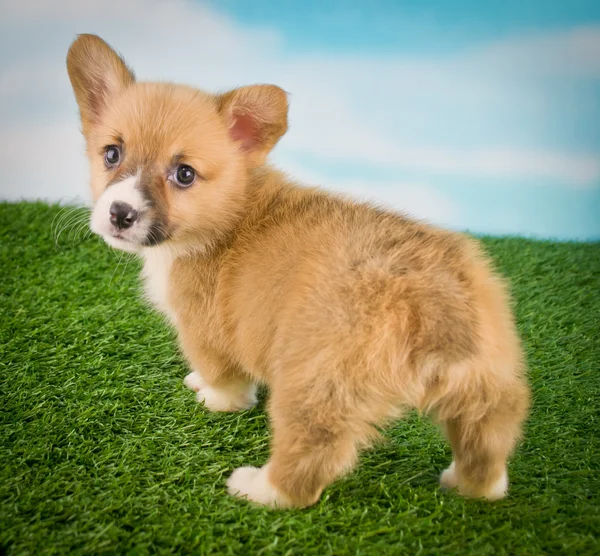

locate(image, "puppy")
[[67, 34, 529, 509]]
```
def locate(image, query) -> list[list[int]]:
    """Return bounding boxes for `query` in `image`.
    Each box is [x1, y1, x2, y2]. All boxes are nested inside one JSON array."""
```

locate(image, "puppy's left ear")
[[67, 34, 135, 136], [217, 85, 288, 168]]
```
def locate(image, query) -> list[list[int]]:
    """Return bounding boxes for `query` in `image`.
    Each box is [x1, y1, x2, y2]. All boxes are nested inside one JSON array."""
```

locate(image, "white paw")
[[440, 461, 458, 490], [226, 465, 290, 508], [484, 470, 508, 501], [439, 461, 509, 501], [196, 381, 257, 412], [183, 371, 206, 392]]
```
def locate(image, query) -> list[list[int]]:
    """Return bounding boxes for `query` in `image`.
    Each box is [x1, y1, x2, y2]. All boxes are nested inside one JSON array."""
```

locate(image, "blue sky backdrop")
[[0, 0, 598, 240]]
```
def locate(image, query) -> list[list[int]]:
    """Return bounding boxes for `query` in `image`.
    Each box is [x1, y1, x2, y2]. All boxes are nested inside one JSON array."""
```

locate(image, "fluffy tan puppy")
[[67, 34, 530, 509]]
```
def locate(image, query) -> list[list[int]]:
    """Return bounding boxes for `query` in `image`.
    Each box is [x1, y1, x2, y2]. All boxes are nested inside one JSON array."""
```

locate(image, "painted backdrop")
[[0, 0, 599, 240]]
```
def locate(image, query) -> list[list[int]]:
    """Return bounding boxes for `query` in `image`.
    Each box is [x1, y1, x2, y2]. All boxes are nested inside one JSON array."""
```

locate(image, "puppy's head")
[[67, 34, 288, 252]]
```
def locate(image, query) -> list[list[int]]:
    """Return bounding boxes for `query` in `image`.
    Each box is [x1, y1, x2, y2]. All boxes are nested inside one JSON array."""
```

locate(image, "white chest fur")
[[141, 248, 177, 323]]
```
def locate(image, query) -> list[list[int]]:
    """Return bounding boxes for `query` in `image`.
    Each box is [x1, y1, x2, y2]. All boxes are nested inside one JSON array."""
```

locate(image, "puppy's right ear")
[[66, 34, 135, 135]]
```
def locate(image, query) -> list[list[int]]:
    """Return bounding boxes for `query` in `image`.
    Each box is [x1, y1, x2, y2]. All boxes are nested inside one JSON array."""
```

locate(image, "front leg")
[[196, 376, 258, 412], [179, 332, 256, 413], [183, 370, 206, 392]]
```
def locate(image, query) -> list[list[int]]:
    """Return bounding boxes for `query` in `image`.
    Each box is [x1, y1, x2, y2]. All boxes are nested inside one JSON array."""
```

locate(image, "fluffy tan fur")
[[67, 34, 530, 509]]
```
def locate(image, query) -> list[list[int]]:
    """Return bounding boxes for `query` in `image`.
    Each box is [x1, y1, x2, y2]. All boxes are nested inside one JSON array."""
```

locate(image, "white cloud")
[[0, 124, 89, 204], [465, 25, 600, 78], [276, 156, 462, 227], [0, 0, 598, 214], [282, 131, 600, 187]]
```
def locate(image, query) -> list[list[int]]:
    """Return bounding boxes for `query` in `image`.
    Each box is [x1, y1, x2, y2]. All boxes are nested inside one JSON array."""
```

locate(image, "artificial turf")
[[1, 201, 599, 555]]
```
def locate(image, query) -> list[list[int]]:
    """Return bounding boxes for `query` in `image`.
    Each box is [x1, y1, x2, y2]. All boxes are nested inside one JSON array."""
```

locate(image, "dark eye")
[[174, 164, 196, 188], [104, 145, 121, 167]]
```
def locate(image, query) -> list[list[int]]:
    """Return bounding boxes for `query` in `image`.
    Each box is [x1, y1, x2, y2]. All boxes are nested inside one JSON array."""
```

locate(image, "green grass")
[[1, 201, 599, 555]]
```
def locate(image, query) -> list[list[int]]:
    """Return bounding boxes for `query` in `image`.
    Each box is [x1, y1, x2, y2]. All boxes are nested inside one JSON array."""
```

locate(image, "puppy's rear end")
[[224, 194, 529, 507]]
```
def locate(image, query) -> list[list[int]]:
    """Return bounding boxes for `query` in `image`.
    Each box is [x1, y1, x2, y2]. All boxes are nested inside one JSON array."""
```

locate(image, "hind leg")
[[226, 374, 378, 508], [226, 432, 362, 508], [226, 424, 367, 508], [440, 382, 529, 500], [440, 417, 510, 500]]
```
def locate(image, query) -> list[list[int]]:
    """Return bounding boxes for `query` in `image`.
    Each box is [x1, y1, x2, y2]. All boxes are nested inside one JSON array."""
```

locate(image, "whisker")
[[52, 206, 82, 246], [55, 215, 83, 246], [65, 216, 88, 242], [120, 253, 136, 282], [52, 206, 91, 247], [71, 217, 92, 243], [109, 251, 126, 286]]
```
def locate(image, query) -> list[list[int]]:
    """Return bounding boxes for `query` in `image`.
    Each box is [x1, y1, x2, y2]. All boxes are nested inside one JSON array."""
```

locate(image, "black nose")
[[109, 202, 139, 230]]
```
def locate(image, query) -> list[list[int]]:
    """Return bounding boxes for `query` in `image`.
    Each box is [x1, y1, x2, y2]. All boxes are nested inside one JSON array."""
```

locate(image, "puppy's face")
[[67, 35, 288, 252]]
